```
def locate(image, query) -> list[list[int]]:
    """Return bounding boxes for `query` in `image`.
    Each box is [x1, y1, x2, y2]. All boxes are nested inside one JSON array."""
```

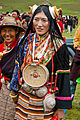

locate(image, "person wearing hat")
[[10, 5, 72, 120], [0, 16, 25, 120]]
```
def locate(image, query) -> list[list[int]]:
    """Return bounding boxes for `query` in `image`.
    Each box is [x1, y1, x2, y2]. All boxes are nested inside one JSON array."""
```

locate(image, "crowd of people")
[[0, 7, 78, 35], [57, 14, 78, 34], [56, 8, 78, 34], [0, 10, 31, 31], [0, 4, 79, 120]]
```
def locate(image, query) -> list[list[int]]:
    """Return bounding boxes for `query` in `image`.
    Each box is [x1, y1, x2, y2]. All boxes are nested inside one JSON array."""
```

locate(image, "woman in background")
[[0, 16, 25, 120]]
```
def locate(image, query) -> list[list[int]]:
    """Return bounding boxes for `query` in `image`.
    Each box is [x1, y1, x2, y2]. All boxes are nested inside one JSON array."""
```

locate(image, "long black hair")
[[21, 5, 67, 68], [22, 5, 63, 42]]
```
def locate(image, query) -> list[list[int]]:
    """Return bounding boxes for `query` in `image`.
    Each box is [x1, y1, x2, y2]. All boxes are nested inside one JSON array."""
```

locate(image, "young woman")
[[10, 5, 72, 120], [0, 16, 25, 120]]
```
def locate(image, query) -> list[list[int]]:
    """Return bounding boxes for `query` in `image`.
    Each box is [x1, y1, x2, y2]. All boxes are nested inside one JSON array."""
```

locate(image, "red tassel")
[[0, 65, 2, 89], [51, 116, 57, 120], [18, 69, 20, 85], [0, 82, 2, 90]]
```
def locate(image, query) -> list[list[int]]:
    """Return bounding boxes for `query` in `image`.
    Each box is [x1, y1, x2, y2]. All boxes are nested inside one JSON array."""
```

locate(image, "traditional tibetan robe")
[[10, 33, 72, 120], [0, 39, 19, 120]]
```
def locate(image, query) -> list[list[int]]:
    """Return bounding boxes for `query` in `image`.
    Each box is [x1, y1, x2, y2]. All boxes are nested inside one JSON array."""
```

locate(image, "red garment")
[[0, 43, 4, 52], [57, 20, 63, 34], [63, 37, 66, 42], [16, 18, 19, 21], [51, 116, 57, 120], [0, 38, 19, 52], [0, 38, 19, 89], [0, 66, 2, 89], [0, 43, 4, 89]]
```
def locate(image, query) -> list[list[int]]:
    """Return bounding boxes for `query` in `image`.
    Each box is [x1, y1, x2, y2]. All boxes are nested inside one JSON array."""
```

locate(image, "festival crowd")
[[0, 7, 78, 35]]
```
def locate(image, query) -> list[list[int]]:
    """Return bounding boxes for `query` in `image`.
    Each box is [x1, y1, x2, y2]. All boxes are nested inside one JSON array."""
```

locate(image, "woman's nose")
[[5, 31, 10, 35], [38, 20, 42, 26]]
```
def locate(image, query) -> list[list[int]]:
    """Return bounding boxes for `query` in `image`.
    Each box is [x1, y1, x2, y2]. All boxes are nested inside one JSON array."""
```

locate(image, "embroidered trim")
[[56, 96, 72, 100], [56, 69, 70, 74]]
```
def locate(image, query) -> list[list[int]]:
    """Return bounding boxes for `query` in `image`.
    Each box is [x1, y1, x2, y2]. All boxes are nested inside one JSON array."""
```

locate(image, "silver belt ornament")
[[22, 64, 49, 87]]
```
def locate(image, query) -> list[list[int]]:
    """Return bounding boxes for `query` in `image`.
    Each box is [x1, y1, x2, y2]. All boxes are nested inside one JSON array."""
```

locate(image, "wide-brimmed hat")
[[0, 16, 25, 32]]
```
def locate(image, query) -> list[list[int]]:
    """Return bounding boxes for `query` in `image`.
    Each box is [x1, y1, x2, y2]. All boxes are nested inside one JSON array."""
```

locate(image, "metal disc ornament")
[[22, 64, 49, 87]]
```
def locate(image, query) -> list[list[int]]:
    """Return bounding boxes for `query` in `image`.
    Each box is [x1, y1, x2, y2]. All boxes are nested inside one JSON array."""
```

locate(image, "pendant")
[[23, 64, 49, 87], [4, 46, 10, 51], [37, 53, 42, 59]]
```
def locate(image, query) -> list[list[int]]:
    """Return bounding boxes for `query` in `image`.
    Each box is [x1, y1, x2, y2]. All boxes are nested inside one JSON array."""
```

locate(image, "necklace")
[[30, 33, 51, 65], [22, 33, 51, 87], [4, 42, 11, 51], [3, 38, 19, 51]]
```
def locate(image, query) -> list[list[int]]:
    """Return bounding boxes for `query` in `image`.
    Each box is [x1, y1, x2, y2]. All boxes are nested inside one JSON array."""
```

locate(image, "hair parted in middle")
[[23, 5, 63, 42]]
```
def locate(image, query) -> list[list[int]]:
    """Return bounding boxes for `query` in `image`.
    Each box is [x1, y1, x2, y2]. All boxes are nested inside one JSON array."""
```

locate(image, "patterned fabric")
[[14, 88, 54, 120], [0, 38, 20, 119], [0, 84, 16, 120], [10, 33, 65, 91]]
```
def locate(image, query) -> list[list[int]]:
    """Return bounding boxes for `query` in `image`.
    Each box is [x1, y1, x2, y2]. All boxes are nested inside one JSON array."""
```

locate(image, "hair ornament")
[[49, 6, 59, 19], [29, 4, 59, 19], [29, 4, 38, 14]]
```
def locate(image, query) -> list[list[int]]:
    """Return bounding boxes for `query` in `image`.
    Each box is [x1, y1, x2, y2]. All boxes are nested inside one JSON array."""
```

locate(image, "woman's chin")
[[5, 39, 13, 43]]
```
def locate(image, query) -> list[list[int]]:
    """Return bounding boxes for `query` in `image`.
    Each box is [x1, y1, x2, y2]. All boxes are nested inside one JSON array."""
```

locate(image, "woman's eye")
[[2, 30, 6, 33], [9, 30, 12, 32], [34, 18, 39, 21], [42, 19, 48, 22], [42, 20, 46, 22]]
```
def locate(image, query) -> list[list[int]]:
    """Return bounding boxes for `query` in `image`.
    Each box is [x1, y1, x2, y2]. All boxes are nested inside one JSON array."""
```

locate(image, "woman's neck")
[[37, 32, 49, 42]]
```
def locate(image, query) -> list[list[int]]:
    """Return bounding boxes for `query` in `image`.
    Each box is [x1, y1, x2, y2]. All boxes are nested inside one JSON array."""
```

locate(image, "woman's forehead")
[[1, 26, 16, 30], [34, 11, 48, 19]]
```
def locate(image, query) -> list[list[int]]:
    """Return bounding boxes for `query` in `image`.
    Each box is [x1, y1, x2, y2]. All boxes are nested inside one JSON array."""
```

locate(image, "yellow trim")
[[54, 6, 59, 17], [10, 92, 18, 98]]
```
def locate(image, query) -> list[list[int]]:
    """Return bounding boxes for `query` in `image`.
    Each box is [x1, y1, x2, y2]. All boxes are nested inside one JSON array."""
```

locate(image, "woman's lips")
[[37, 28, 43, 31]]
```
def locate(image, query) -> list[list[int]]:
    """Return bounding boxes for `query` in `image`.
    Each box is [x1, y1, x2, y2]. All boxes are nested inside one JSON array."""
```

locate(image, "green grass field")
[[0, 0, 80, 119], [0, 0, 80, 17], [64, 84, 80, 120]]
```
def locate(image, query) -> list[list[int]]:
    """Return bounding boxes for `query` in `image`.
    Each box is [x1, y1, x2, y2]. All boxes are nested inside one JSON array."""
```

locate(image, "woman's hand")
[[53, 109, 64, 120]]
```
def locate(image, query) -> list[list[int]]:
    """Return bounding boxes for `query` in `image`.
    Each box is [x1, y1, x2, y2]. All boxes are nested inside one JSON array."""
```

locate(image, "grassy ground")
[[62, 26, 78, 39], [64, 84, 80, 120], [0, 0, 80, 17], [62, 17, 80, 39]]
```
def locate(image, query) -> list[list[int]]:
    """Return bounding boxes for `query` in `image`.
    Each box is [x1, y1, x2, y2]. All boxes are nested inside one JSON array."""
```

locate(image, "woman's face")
[[1, 27, 18, 42], [12, 12, 18, 19], [33, 11, 49, 35]]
